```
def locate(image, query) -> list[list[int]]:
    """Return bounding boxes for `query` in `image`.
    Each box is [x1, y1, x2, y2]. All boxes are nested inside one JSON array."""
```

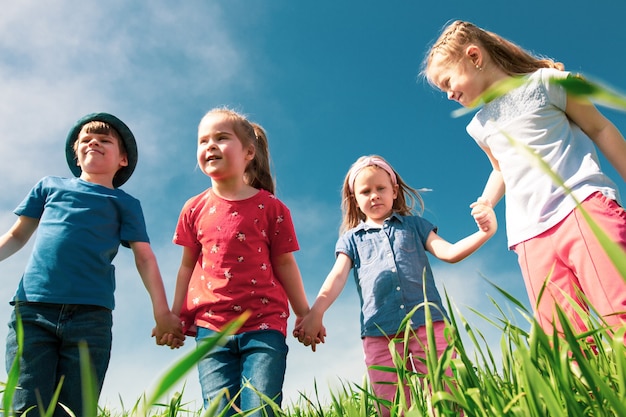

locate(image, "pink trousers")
[[513, 192, 626, 335], [362, 321, 451, 417]]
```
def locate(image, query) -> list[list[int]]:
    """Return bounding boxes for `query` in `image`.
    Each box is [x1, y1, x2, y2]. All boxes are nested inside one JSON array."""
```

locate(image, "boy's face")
[[74, 127, 128, 187]]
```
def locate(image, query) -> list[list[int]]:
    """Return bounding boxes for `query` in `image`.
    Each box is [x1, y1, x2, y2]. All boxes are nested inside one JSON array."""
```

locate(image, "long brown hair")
[[199, 108, 275, 194], [423, 20, 563, 82]]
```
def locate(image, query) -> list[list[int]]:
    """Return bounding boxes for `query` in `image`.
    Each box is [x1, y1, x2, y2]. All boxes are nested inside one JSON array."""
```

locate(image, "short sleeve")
[[541, 68, 569, 112], [14, 178, 47, 219]]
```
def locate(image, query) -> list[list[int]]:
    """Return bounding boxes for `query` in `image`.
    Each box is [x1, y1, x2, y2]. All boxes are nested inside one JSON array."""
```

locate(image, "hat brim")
[[65, 113, 138, 188]]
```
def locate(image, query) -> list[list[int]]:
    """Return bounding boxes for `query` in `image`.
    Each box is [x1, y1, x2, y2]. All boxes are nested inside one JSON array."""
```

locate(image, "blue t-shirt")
[[12, 176, 149, 310], [336, 213, 448, 337]]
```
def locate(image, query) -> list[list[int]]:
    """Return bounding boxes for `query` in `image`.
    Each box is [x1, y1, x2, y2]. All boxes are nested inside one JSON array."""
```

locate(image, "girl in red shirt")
[[169, 107, 312, 416]]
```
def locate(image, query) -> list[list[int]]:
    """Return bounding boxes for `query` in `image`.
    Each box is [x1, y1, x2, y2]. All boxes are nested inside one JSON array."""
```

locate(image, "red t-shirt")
[[173, 188, 299, 336]]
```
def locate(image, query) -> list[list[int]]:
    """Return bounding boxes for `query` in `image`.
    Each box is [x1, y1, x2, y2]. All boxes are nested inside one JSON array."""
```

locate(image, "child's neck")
[[211, 179, 258, 201], [482, 63, 510, 92], [79, 173, 115, 189]]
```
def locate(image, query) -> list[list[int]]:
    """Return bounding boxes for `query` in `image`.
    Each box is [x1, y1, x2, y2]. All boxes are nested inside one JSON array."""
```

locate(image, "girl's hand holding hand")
[[293, 311, 326, 352], [470, 197, 497, 234], [152, 311, 185, 349], [151, 328, 186, 349]]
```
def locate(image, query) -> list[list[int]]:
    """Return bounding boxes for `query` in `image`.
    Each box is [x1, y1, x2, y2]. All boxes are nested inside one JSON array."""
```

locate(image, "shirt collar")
[[354, 212, 403, 232]]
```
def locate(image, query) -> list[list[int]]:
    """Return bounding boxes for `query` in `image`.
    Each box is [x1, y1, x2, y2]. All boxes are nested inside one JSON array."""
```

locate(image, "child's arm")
[[272, 252, 310, 318], [294, 253, 352, 351], [272, 252, 325, 351], [155, 245, 198, 348], [171, 246, 198, 317], [0, 216, 39, 262], [425, 203, 497, 263], [129, 241, 184, 345], [478, 145, 506, 211], [565, 97, 626, 182]]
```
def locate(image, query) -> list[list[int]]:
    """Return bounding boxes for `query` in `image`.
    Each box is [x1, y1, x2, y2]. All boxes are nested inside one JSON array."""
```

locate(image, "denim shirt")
[[336, 213, 448, 337]]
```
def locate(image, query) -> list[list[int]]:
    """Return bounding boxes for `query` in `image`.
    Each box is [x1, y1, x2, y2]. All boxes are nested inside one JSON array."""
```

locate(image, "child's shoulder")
[[532, 67, 569, 86], [396, 213, 436, 231], [251, 189, 291, 210], [28, 175, 74, 193], [37, 175, 70, 185], [180, 187, 212, 207]]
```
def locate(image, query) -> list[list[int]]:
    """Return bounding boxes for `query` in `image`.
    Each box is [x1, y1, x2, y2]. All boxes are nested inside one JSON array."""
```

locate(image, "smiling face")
[[197, 112, 255, 184], [352, 166, 398, 226], [74, 127, 128, 187], [428, 51, 486, 107]]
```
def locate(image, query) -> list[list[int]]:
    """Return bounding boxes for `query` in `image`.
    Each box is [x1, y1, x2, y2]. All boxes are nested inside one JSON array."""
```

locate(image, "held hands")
[[470, 197, 497, 235], [151, 311, 185, 349], [293, 310, 326, 352]]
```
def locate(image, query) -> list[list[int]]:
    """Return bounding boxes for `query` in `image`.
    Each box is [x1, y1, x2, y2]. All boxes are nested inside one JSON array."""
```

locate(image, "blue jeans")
[[5, 303, 112, 417], [195, 327, 288, 417]]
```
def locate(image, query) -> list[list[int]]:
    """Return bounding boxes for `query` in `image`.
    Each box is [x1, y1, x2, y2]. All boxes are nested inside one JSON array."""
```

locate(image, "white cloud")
[[0, 1, 249, 200]]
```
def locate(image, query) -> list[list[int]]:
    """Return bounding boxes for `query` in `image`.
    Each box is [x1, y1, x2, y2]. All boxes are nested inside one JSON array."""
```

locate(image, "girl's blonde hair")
[[340, 155, 424, 233], [423, 20, 564, 82], [200, 107, 275, 194]]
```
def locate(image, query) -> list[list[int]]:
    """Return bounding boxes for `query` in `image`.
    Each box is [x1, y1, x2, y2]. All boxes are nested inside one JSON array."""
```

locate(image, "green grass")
[[3, 280, 625, 416]]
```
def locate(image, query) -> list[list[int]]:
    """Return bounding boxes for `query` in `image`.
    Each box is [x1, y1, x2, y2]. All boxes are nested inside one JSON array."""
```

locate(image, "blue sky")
[[1, 0, 626, 410]]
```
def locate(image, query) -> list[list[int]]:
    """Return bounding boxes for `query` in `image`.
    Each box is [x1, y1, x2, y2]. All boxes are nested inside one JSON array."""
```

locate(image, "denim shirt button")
[[400, 304, 405, 309], [396, 286, 401, 291]]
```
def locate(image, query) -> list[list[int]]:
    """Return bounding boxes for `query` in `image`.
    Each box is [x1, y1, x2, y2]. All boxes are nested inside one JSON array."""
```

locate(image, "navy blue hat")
[[65, 113, 138, 188]]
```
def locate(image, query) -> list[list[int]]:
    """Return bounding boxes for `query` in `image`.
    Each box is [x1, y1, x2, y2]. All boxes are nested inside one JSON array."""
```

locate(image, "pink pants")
[[513, 192, 626, 335], [362, 321, 451, 417]]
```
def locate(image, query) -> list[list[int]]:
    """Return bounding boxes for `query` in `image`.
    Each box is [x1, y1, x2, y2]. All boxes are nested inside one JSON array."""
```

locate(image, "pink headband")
[[348, 157, 398, 193]]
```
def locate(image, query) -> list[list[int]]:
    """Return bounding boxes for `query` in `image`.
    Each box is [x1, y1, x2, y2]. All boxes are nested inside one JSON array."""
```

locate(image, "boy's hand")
[[152, 329, 185, 349], [152, 311, 184, 348]]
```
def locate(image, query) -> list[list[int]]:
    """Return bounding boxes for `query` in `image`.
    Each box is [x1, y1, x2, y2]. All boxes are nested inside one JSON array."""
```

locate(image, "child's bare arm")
[[0, 216, 39, 262], [478, 145, 506, 208], [293, 253, 352, 351], [566, 96, 626, 182], [130, 241, 183, 343], [426, 203, 497, 263], [152, 246, 199, 348], [272, 252, 310, 318], [171, 246, 198, 317]]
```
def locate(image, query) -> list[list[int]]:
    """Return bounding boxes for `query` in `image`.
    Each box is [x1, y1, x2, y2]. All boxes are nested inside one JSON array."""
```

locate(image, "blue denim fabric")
[[4, 303, 112, 417], [336, 213, 449, 337], [195, 327, 288, 416]]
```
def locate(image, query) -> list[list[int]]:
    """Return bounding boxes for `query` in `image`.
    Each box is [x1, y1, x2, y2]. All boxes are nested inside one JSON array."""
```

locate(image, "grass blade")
[[139, 311, 250, 414]]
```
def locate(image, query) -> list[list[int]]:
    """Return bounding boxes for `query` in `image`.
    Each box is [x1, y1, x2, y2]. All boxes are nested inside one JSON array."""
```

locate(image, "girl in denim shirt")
[[294, 155, 496, 416]]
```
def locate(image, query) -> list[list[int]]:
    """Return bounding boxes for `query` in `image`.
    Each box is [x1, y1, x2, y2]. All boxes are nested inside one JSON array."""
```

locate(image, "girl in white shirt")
[[423, 20, 626, 338]]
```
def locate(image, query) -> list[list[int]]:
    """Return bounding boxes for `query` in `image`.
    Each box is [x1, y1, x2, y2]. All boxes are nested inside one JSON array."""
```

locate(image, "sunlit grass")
[[2, 275, 626, 416]]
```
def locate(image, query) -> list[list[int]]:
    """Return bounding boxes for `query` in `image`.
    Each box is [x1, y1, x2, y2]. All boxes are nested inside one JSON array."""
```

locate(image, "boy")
[[0, 113, 182, 416]]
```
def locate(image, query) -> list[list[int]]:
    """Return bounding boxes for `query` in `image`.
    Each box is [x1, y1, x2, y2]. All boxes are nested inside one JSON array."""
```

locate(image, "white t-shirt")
[[467, 68, 619, 248]]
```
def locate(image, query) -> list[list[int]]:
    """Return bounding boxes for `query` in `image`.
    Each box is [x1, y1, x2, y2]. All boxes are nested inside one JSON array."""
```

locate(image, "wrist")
[[309, 304, 326, 317], [294, 305, 310, 318], [153, 305, 172, 319]]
